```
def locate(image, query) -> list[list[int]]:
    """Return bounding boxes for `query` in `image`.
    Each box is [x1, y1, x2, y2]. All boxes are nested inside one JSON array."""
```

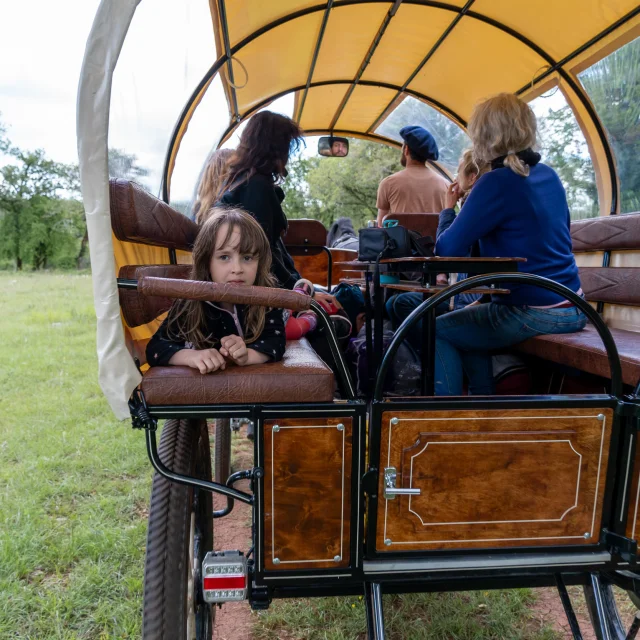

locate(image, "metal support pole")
[[364, 582, 385, 640], [555, 574, 584, 640]]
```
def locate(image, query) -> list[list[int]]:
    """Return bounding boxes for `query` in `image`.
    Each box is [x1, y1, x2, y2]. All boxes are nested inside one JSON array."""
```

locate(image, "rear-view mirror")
[[318, 136, 349, 158]]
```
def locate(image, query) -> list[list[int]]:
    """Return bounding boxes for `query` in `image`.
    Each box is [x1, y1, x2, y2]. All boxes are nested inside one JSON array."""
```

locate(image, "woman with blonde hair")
[[192, 148, 234, 225], [432, 93, 585, 396]]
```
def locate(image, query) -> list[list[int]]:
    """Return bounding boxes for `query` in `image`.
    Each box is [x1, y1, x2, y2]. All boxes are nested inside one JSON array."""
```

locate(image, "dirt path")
[[211, 424, 255, 640]]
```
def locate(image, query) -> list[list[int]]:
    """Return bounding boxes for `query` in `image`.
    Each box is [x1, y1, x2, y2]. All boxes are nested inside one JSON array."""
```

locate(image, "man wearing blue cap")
[[376, 125, 448, 227]]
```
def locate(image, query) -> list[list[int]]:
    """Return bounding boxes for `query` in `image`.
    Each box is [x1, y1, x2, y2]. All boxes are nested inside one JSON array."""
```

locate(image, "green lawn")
[[0, 273, 560, 639], [0, 273, 151, 638]]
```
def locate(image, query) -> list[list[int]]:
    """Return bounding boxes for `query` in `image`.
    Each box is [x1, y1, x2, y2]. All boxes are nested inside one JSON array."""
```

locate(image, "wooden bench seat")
[[515, 213, 640, 388], [517, 324, 639, 387]]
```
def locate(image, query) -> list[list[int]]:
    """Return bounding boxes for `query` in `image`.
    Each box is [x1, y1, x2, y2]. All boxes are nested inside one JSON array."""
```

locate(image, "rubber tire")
[[142, 419, 214, 640], [214, 418, 232, 485], [583, 579, 630, 640]]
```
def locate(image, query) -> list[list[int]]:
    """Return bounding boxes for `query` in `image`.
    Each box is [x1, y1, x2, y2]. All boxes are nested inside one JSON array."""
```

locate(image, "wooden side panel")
[[376, 408, 613, 551], [625, 443, 640, 541], [264, 417, 352, 570], [290, 249, 330, 288]]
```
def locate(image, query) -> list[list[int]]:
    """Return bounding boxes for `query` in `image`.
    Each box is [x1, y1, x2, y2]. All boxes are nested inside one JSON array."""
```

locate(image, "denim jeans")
[[385, 292, 450, 352], [434, 303, 587, 396]]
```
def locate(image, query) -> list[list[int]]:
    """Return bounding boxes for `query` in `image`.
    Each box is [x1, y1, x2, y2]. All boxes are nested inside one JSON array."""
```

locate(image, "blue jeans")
[[435, 303, 587, 396], [386, 292, 450, 352]]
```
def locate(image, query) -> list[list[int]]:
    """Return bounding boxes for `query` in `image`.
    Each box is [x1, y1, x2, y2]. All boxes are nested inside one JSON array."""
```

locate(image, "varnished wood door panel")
[[264, 417, 352, 570], [376, 408, 613, 551]]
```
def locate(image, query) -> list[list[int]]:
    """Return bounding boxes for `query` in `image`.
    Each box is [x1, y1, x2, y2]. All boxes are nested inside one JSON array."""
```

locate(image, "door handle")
[[384, 467, 421, 500]]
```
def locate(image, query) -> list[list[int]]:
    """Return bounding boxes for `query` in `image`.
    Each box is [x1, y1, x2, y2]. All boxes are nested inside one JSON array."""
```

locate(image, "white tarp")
[[77, 0, 141, 420]]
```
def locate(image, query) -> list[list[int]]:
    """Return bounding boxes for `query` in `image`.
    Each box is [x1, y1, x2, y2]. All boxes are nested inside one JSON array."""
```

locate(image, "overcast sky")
[[0, 0, 296, 204]]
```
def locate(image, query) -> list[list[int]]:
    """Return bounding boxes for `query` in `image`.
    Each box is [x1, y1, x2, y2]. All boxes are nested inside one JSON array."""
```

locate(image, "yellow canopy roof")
[[164, 0, 640, 206]]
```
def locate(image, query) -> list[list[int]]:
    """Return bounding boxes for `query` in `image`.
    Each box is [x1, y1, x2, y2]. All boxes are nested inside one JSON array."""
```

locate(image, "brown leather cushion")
[[572, 212, 640, 253], [579, 266, 640, 305], [382, 212, 439, 239], [119, 264, 192, 327], [141, 339, 334, 405], [110, 179, 199, 251], [516, 324, 640, 387], [283, 219, 327, 247]]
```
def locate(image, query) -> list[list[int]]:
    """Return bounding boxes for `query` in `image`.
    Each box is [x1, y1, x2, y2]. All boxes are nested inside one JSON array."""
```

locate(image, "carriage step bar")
[[202, 550, 248, 603], [364, 551, 612, 575]]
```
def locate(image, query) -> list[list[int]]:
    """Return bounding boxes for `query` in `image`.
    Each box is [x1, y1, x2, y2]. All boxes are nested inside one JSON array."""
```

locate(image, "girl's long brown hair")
[[166, 207, 276, 349], [217, 111, 303, 200], [194, 148, 234, 225]]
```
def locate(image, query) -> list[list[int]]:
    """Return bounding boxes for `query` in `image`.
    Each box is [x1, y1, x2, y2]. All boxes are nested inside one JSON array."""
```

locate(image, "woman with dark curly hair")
[[217, 111, 304, 290]]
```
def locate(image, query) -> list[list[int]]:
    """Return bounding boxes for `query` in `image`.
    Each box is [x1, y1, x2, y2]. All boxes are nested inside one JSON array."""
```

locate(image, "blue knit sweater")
[[436, 163, 581, 306]]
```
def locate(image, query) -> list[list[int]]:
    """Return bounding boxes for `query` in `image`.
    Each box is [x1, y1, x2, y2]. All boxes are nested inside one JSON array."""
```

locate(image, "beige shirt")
[[376, 165, 448, 226]]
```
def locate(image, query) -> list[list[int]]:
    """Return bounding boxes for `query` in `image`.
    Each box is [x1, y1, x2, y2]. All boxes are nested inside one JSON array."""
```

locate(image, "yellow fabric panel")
[[575, 251, 605, 267], [234, 13, 321, 114], [312, 4, 390, 83], [603, 304, 640, 332], [473, 0, 640, 62], [224, 0, 320, 47], [611, 250, 640, 267], [335, 85, 398, 132], [175, 249, 193, 265], [298, 84, 349, 131], [112, 234, 170, 274], [408, 15, 546, 121], [362, 5, 454, 87]]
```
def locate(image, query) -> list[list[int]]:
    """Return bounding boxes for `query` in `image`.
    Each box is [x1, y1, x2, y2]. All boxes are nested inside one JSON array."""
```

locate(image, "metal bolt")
[[272, 425, 280, 432], [334, 555, 341, 562], [390, 417, 399, 425], [273, 558, 280, 564], [384, 539, 392, 546], [584, 532, 591, 539], [337, 423, 344, 431], [597, 414, 605, 421]]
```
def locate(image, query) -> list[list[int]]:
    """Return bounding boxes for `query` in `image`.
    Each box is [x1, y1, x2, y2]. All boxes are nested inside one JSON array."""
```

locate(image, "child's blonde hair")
[[459, 148, 488, 183], [166, 207, 276, 348], [468, 93, 537, 177], [194, 149, 234, 225]]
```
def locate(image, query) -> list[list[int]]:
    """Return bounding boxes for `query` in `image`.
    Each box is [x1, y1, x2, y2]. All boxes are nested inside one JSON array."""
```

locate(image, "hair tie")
[[506, 150, 516, 156]]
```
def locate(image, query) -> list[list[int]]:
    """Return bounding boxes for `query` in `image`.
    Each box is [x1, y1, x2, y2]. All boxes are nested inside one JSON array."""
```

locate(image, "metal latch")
[[384, 467, 421, 500]]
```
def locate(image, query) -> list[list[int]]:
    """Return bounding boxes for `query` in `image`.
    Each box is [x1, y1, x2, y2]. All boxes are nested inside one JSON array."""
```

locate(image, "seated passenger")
[[385, 149, 489, 346], [191, 148, 234, 225], [375, 125, 447, 228], [434, 93, 586, 396], [146, 208, 285, 372]]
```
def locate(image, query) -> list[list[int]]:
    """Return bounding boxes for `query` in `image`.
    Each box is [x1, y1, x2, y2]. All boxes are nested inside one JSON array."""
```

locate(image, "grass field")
[[0, 272, 561, 639]]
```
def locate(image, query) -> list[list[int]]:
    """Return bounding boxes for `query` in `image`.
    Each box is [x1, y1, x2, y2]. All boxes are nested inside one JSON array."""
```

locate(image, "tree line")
[[0, 117, 148, 270]]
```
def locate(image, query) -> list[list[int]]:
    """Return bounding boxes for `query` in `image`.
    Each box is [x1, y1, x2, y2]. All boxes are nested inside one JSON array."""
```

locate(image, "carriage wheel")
[[214, 418, 232, 485], [142, 419, 214, 640], [583, 573, 640, 639]]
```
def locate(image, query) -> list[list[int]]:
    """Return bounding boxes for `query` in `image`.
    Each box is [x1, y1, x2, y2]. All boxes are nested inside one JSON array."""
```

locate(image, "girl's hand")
[[445, 181, 462, 209], [220, 335, 249, 366], [172, 348, 226, 374]]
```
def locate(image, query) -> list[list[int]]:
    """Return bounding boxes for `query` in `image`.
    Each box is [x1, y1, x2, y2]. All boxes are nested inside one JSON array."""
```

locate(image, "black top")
[[220, 173, 301, 289], [146, 301, 286, 366]]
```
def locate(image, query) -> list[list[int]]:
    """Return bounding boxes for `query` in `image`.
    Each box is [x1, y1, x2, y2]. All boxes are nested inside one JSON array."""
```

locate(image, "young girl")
[[146, 208, 286, 373]]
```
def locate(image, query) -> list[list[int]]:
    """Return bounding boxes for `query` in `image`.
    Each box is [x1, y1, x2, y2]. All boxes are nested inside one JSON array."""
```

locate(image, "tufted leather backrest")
[[571, 213, 640, 311], [571, 212, 640, 253], [110, 179, 199, 250], [119, 264, 192, 327]]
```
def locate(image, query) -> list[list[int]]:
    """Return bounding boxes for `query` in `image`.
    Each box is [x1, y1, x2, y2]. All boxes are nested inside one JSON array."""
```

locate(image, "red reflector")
[[203, 576, 246, 590]]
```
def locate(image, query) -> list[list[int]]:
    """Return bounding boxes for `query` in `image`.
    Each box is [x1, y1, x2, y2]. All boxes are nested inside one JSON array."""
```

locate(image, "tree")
[[578, 36, 640, 213], [108, 148, 150, 182], [282, 140, 402, 230], [536, 104, 599, 219], [0, 145, 80, 269]]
